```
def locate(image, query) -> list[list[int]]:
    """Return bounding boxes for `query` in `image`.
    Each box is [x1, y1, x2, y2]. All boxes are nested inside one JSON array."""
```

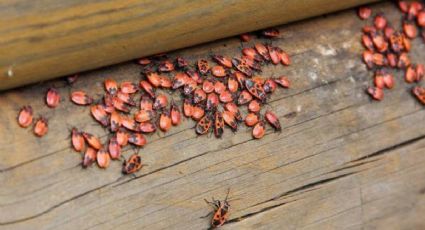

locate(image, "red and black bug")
[[212, 55, 233, 68], [194, 88, 207, 104], [198, 59, 210, 75], [255, 43, 271, 61], [206, 93, 219, 111], [265, 110, 281, 131], [140, 80, 156, 98], [232, 58, 252, 76], [214, 110, 224, 138], [261, 27, 280, 38], [71, 128, 85, 152], [83, 132, 102, 150], [134, 109, 155, 123], [245, 79, 266, 101], [237, 90, 253, 105], [17, 106, 33, 128], [122, 154, 144, 174], [158, 60, 175, 72], [203, 79, 215, 93], [116, 128, 129, 146], [358, 6, 372, 20], [183, 98, 194, 117], [146, 72, 162, 88], [120, 81, 139, 94], [227, 76, 239, 93], [112, 96, 130, 113], [171, 102, 181, 126], [204, 189, 232, 228], [34, 117, 48, 137], [83, 147, 97, 168], [122, 116, 140, 132], [159, 109, 172, 132], [245, 112, 259, 127], [264, 78, 277, 93], [116, 91, 136, 106], [186, 69, 202, 83], [128, 133, 147, 147], [71, 91, 93, 105], [173, 72, 189, 90], [195, 115, 212, 135], [211, 65, 227, 77], [222, 110, 238, 131], [412, 86, 425, 104], [191, 105, 205, 121], [139, 122, 156, 133], [97, 148, 110, 168], [176, 57, 189, 69], [110, 111, 121, 132], [109, 136, 121, 160], [104, 79, 118, 95], [224, 102, 242, 121], [46, 88, 60, 108], [153, 94, 168, 110], [214, 81, 226, 94], [252, 120, 266, 139], [91, 104, 109, 126]]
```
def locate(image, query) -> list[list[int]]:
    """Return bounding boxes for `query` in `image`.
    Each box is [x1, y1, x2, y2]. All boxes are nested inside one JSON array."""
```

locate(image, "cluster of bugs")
[[16, 28, 292, 180], [358, 1, 425, 104]]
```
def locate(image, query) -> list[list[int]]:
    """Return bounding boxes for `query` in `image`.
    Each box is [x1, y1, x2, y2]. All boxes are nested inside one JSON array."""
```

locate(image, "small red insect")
[[384, 26, 394, 40], [46, 88, 60, 108], [212, 55, 233, 68], [403, 21, 417, 39], [237, 90, 253, 105], [405, 66, 417, 83], [274, 76, 291, 88], [371, 33, 388, 53], [211, 65, 227, 77], [186, 69, 202, 83], [83, 132, 102, 150], [34, 117, 48, 137], [227, 76, 239, 93], [204, 189, 231, 228], [198, 59, 210, 75], [17, 106, 33, 128], [265, 110, 281, 131], [268, 46, 281, 65], [242, 48, 262, 62], [203, 79, 215, 93], [248, 100, 261, 113], [120, 81, 139, 94], [195, 115, 212, 135], [374, 14, 387, 30], [159, 76, 172, 88], [158, 60, 175, 72], [245, 79, 266, 101], [139, 122, 156, 133], [108, 136, 121, 160], [252, 121, 266, 139], [232, 58, 252, 76], [262, 27, 280, 38], [146, 72, 162, 88], [245, 113, 259, 127], [224, 102, 242, 121], [255, 43, 270, 61], [206, 93, 219, 111], [214, 111, 224, 138], [112, 96, 130, 113], [278, 49, 291, 66], [176, 57, 189, 69], [140, 95, 154, 111], [386, 53, 397, 68], [416, 64, 424, 82], [183, 78, 197, 96], [398, 52, 410, 68], [116, 91, 136, 106], [234, 71, 246, 87], [97, 148, 110, 168], [418, 11, 425, 27], [367, 87, 384, 101], [192, 105, 205, 121], [139, 80, 156, 98], [138, 57, 151, 65], [183, 98, 194, 117], [240, 33, 252, 42], [219, 90, 233, 103], [71, 91, 93, 105], [412, 86, 425, 104], [214, 81, 226, 94], [110, 111, 121, 132], [159, 110, 172, 132], [372, 53, 386, 66], [104, 79, 118, 95], [153, 94, 168, 110], [264, 78, 277, 93], [194, 88, 207, 104], [71, 128, 85, 152], [222, 111, 238, 131], [121, 116, 140, 132], [91, 104, 109, 126], [363, 50, 374, 69], [128, 133, 147, 147], [122, 154, 144, 174], [398, 1, 409, 13], [116, 128, 129, 146], [358, 6, 372, 20], [170, 102, 181, 126], [173, 72, 189, 89], [134, 109, 155, 123], [82, 147, 97, 168]]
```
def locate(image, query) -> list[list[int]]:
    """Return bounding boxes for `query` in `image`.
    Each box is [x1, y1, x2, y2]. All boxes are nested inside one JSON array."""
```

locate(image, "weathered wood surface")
[[0, 0, 380, 90], [1, 2, 425, 229]]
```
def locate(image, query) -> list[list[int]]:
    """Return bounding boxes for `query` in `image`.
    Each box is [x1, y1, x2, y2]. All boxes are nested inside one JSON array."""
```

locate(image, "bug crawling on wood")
[[203, 189, 232, 228], [122, 154, 145, 175]]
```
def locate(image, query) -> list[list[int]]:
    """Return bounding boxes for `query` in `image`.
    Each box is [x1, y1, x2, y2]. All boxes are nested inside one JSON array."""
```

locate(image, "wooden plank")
[[1, 2, 425, 229], [0, 0, 380, 90]]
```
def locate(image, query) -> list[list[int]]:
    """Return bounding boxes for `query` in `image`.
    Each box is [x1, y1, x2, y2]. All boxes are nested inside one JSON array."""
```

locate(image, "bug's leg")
[[200, 211, 213, 219]]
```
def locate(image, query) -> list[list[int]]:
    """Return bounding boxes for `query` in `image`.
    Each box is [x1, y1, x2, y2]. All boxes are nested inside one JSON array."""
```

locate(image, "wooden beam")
[[0, 0, 380, 90]]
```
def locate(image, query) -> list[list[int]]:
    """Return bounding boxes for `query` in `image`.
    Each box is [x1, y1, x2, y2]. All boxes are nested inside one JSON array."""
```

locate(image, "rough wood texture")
[[0, 0, 380, 90], [1, 2, 425, 229]]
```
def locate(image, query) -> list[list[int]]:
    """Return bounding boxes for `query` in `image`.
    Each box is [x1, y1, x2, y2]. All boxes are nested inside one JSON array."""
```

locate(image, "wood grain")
[[1, 2, 425, 229], [0, 0, 380, 90]]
